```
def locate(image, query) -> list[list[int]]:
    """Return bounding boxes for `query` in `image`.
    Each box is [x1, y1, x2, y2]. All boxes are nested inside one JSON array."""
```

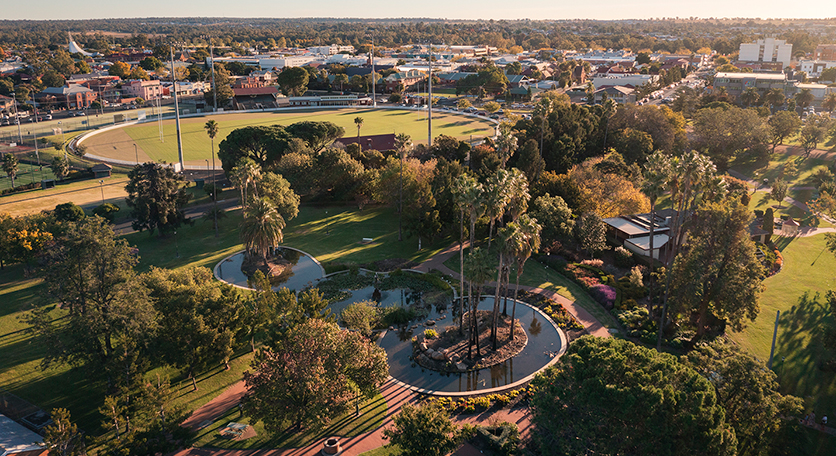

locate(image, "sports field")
[[82, 108, 496, 167]]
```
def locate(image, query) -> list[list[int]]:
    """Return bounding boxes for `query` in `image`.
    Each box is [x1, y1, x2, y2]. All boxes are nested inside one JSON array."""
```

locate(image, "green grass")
[[0, 163, 57, 192], [191, 391, 387, 449], [0, 202, 451, 438], [729, 152, 828, 190], [729, 234, 836, 418], [0, 173, 131, 217], [441, 246, 619, 329], [359, 444, 403, 456], [88, 108, 495, 166]]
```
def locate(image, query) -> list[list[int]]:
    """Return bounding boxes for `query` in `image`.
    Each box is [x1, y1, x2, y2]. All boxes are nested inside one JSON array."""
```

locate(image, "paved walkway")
[[175, 240, 606, 455], [415, 241, 612, 338]]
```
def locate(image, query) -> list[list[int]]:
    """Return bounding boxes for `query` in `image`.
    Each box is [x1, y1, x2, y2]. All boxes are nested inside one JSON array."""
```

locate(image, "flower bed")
[[426, 387, 533, 414], [516, 290, 585, 331]]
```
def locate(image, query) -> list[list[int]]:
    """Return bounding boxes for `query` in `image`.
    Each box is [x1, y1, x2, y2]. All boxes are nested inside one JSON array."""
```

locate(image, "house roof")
[[603, 209, 676, 237], [624, 234, 670, 251], [0, 413, 44, 455], [91, 163, 112, 171]]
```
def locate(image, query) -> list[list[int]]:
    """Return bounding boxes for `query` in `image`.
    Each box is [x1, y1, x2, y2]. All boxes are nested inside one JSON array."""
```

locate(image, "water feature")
[[330, 286, 564, 393], [215, 247, 324, 291]]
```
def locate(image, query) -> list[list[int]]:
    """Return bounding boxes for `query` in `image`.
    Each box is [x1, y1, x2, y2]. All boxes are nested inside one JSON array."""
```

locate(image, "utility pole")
[[428, 42, 433, 147], [170, 45, 184, 172], [11, 92, 22, 144], [371, 31, 376, 107], [210, 41, 218, 112]]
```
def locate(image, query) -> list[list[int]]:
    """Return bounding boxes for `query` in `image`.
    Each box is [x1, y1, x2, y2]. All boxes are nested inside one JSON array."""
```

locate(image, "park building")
[[738, 38, 793, 69]]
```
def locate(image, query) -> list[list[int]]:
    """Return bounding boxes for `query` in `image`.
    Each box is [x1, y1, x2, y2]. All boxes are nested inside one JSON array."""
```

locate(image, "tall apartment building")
[[814, 44, 836, 61], [738, 38, 793, 68]]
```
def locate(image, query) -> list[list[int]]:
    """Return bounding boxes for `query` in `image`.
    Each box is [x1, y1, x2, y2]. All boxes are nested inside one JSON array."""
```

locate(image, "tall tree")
[[641, 152, 672, 313], [507, 215, 541, 341], [794, 88, 814, 109], [204, 120, 220, 237], [770, 179, 788, 208], [42, 408, 83, 456], [531, 336, 737, 456], [3, 153, 18, 189], [354, 116, 364, 142], [395, 133, 412, 242], [453, 174, 481, 334], [217, 125, 293, 173], [277, 66, 310, 96], [243, 319, 388, 432], [51, 155, 70, 181], [764, 88, 786, 113], [125, 163, 191, 236], [740, 87, 760, 107], [669, 200, 764, 338], [768, 111, 802, 152], [463, 248, 495, 359], [284, 121, 345, 153], [484, 169, 511, 249], [26, 217, 155, 383], [576, 212, 606, 258], [241, 197, 286, 261], [142, 267, 244, 390]]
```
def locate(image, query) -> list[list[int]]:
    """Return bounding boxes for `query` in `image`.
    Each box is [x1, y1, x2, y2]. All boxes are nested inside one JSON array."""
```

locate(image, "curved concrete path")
[[176, 241, 608, 455]]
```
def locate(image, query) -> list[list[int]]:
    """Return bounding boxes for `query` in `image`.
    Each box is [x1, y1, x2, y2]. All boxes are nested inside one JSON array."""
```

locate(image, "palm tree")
[[500, 169, 529, 316], [231, 159, 261, 210], [795, 88, 814, 109], [641, 152, 671, 315], [533, 97, 553, 159], [484, 169, 511, 249], [464, 247, 494, 359], [740, 87, 759, 107], [354, 116, 364, 142], [507, 215, 541, 341], [764, 88, 785, 113], [495, 123, 518, 167], [395, 133, 412, 242], [3, 153, 18, 190], [491, 227, 511, 349], [453, 174, 481, 334], [204, 120, 220, 237], [241, 197, 286, 262]]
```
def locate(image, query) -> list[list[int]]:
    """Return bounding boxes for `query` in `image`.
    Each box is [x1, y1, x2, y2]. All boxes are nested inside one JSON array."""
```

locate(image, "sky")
[[4, 0, 836, 21]]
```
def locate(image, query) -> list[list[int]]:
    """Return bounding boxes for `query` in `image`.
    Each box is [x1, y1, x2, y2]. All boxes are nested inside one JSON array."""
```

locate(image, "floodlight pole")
[[211, 42, 218, 112], [170, 45, 184, 171], [428, 42, 433, 147], [371, 32, 376, 108]]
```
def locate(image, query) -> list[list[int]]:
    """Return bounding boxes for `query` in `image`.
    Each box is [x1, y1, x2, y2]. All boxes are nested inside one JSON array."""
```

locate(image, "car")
[[45, 114, 52, 120]]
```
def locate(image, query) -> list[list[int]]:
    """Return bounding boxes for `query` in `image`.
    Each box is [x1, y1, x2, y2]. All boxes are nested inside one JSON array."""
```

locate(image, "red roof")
[[233, 87, 278, 97]]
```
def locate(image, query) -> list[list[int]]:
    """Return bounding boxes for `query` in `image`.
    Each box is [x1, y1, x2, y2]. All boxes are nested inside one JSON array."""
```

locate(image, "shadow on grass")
[[775, 291, 836, 415]]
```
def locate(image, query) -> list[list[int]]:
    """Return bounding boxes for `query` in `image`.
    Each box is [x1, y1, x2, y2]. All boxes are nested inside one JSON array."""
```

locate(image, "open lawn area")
[[729, 234, 836, 419], [729, 151, 829, 191], [0, 202, 449, 437], [0, 173, 130, 217], [82, 108, 496, 167]]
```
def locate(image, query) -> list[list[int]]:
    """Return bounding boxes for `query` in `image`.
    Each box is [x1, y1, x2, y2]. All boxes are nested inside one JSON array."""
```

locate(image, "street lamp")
[[99, 180, 105, 206], [133, 143, 138, 164], [174, 230, 180, 258], [58, 121, 66, 160], [11, 91, 22, 144]]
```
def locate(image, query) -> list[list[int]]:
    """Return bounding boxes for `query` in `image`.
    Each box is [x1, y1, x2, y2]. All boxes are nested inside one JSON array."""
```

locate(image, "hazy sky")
[[5, 0, 836, 21]]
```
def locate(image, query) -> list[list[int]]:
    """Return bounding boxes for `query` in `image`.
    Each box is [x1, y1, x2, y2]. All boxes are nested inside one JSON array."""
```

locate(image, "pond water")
[[215, 248, 324, 291], [330, 286, 564, 393]]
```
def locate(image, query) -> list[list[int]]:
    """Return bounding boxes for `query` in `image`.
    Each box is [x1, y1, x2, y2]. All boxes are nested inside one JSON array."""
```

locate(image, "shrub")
[[424, 328, 438, 339], [614, 246, 634, 267], [381, 305, 417, 327], [475, 422, 521, 456], [581, 258, 604, 268], [589, 284, 617, 309], [91, 203, 120, 223], [203, 182, 217, 200], [340, 300, 380, 336], [628, 266, 645, 288]]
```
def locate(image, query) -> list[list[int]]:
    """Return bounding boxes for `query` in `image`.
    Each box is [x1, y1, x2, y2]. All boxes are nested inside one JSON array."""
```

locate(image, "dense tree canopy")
[[125, 163, 191, 236], [531, 336, 736, 456], [243, 319, 388, 432]]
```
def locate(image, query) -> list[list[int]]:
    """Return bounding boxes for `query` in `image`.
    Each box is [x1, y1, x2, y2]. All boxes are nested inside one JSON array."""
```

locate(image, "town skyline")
[[4, 0, 836, 22]]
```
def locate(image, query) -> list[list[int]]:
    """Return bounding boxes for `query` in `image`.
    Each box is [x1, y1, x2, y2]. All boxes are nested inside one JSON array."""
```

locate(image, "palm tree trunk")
[[492, 251, 503, 350], [474, 286, 482, 357], [467, 282, 474, 359], [511, 269, 521, 341], [647, 198, 656, 314], [459, 210, 465, 334]]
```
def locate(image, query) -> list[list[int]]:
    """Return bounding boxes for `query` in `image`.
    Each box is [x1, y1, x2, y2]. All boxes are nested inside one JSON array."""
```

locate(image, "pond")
[[214, 247, 325, 291], [330, 286, 565, 393]]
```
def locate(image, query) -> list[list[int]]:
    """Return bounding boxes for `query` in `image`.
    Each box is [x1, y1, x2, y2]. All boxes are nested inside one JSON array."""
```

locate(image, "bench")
[[362, 237, 374, 243]]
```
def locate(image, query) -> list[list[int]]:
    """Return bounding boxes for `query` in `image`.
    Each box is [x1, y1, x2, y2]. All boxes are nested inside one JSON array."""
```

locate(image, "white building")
[[307, 45, 356, 55], [257, 55, 318, 70], [591, 74, 658, 89], [798, 60, 836, 79], [738, 38, 793, 68]]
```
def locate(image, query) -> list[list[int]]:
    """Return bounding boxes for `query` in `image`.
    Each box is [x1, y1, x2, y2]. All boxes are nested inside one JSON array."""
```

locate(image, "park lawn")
[[0, 163, 57, 192], [729, 150, 828, 190], [441, 246, 619, 329], [0, 173, 130, 217], [749, 191, 808, 221], [89, 108, 494, 166], [359, 445, 402, 456], [191, 390, 387, 449], [728, 234, 836, 418]]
